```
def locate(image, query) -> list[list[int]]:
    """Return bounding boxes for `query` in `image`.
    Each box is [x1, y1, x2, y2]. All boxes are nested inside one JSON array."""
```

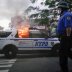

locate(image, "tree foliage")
[[45, 0, 56, 7], [34, 10, 49, 26]]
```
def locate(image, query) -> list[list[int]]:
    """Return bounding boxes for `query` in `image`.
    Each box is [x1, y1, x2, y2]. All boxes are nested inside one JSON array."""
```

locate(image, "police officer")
[[57, 1, 72, 72]]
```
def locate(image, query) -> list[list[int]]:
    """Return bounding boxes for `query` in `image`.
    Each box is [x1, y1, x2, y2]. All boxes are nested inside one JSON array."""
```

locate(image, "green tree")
[[35, 10, 49, 26], [29, 0, 59, 37], [45, 0, 56, 7]]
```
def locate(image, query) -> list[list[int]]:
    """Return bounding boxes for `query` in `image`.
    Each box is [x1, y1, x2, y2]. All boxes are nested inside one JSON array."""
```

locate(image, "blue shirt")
[[57, 11, 72, 35]]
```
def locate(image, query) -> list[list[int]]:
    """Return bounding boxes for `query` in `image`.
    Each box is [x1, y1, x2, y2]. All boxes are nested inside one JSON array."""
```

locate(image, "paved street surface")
[[0, 54, 72, 72], [0, 54, 17, 72], [10, 54, 72, 72]]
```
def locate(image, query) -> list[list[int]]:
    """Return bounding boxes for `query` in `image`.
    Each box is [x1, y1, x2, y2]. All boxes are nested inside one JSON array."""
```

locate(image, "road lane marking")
[[0, 54, 4, 57], [0, 59, 16, 62], [0, 59, 17, 72], [9, 59, 17, 62], [0, 70, 9, 72], [0, 64, 12, 67], [0, 61, 15, 64]]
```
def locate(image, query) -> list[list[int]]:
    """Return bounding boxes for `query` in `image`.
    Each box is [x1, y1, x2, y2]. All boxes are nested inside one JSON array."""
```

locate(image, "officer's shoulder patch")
[[66, 16, 71, 20]]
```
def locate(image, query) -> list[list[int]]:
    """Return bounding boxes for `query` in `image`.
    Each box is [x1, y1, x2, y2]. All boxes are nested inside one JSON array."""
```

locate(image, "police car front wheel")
[[3, 45, 18, 58]]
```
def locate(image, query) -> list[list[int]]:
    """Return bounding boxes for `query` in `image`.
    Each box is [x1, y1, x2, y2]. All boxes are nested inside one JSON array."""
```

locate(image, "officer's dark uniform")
[[57, 2, 72, 72]]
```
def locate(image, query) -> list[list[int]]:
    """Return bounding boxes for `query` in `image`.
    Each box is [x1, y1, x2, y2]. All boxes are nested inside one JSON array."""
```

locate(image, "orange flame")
[[12, 15, 30, 38], [18, 26, 30, 38]]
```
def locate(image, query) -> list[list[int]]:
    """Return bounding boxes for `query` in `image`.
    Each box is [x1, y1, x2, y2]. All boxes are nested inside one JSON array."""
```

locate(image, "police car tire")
[[52, 43, 60, 54], [3, 45, 18, 59]]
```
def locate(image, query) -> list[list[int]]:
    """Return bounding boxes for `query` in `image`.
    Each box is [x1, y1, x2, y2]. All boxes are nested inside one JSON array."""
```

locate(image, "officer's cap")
[[58, 1, 69, 9]]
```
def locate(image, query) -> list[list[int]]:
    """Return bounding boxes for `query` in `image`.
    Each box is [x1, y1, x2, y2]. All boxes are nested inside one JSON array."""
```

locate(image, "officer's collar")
[[60, 10, 68, 16], [62, 10, 68, 15]]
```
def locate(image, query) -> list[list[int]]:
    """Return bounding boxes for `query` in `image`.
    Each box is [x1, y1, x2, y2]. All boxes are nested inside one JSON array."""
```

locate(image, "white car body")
[[0, 29, 60, 58]]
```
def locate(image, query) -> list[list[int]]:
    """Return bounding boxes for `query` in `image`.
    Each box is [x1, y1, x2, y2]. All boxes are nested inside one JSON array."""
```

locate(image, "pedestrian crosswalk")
[[0, 58, 17, 72]]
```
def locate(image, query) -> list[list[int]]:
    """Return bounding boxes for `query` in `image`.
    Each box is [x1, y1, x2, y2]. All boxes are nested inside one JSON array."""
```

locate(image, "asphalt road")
[[0, 54, 17, 72], [9, 54, 72, 72], [0, 54, 72, 72]]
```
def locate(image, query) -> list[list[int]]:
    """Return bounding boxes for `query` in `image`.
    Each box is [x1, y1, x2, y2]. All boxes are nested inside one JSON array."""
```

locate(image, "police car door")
[[18, 38, 34, 50]]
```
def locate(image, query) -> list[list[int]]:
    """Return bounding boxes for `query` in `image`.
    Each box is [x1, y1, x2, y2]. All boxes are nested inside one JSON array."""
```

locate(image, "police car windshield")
[[0, 31, 11, 38]]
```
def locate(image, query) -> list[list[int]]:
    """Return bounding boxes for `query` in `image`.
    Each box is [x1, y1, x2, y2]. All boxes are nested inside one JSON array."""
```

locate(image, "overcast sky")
[[0, 0, 31, 30], [0, 0, 44, 30], [0, 0, 31, 19]]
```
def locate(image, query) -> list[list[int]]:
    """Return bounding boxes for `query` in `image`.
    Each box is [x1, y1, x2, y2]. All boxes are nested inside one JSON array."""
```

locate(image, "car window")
[[29, 29, 49, 38], [0, 31, 12, 38]]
